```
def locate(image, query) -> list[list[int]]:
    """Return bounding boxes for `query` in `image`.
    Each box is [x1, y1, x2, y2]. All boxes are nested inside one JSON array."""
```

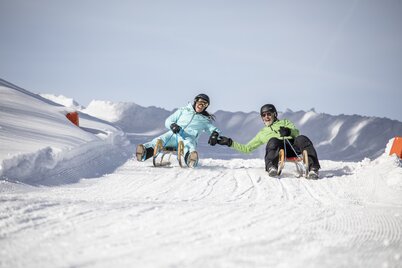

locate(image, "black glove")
[[217, 136, 233, 147], [170, 123, 181, 134], [279, 127, 291, 137], [208, 131, 219, 146]]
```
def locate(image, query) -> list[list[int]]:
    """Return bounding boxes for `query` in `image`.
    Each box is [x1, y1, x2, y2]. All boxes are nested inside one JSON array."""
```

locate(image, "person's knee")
[[294, 135, 312, 148], [185, 144, 196, 153], [266, 138, 281, 150]]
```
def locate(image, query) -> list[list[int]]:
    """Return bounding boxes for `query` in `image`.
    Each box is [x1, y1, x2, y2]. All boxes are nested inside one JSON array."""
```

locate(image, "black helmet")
[[260, 104, 277, 115], [194, 93, 210, 105]]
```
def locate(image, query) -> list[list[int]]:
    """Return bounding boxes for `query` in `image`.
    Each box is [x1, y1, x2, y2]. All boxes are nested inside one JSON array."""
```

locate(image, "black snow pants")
[[264, 135, 320, 171]]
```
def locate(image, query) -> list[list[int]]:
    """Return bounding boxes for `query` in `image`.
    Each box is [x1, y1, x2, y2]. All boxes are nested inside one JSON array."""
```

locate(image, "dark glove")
[[279, 126, 291, 137], [217, 136, 233, 147], [208, 131, 219, 146], [170, 123, 181, 134]]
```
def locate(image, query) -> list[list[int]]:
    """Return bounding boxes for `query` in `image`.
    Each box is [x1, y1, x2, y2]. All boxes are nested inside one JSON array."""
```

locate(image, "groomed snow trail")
[[1, 157, 402, 268]]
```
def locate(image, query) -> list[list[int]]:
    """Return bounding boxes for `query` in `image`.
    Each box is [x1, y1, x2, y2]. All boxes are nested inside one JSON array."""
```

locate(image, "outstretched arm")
[[231, 136, 264, 154], [217, 134, 263, 154]]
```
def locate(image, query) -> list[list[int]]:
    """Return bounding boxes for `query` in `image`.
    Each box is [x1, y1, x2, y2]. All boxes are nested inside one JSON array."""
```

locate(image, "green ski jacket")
[[231, 119, 299, 154]]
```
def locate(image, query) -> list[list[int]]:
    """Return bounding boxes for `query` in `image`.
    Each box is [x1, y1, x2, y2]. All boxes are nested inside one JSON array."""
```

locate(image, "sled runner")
[[277, 138, 310, 178], [153, 138, 185, 167], [278, 149, 309, 178]]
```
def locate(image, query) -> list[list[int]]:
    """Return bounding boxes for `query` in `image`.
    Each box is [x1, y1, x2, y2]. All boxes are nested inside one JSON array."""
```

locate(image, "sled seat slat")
[[286, 157, 301, 162]]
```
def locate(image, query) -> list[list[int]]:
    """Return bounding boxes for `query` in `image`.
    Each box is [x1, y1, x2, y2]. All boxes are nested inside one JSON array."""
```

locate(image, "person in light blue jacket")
[[136, 94, 220, 168]]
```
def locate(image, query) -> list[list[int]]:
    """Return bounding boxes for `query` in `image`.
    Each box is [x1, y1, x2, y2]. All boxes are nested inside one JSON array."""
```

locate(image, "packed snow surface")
[[1, 155, 402, 268]]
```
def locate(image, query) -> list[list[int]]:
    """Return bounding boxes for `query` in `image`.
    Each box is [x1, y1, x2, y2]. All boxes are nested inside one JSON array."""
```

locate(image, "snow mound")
[[379, 138, 402, 189], [0, 81, 132, 185], [83, 99, 171, 133], [83, 100, 138, 122], [39, 93, 83, 110]]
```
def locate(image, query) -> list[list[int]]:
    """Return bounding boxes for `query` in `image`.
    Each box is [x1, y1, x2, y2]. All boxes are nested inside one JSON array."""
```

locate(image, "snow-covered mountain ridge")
[[81, 98, 402, 161]]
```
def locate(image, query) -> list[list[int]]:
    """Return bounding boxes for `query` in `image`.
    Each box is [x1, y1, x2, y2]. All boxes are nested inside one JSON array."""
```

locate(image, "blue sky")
[[1, 0, 401, 120]]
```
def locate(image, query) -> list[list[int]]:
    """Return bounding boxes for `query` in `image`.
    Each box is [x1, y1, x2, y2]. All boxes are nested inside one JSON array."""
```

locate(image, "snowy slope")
[[0, 79, 132, 184], [1, 79, 402, 268]]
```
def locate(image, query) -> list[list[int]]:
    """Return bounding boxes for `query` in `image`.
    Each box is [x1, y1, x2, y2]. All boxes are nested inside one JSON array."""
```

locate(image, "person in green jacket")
[[216, 104, 320, 178]]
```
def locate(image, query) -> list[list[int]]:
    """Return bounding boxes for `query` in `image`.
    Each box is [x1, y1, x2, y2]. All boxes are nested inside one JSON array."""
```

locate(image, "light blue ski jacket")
[[165, 103, 220, 141], [145, 103, 220, 153]]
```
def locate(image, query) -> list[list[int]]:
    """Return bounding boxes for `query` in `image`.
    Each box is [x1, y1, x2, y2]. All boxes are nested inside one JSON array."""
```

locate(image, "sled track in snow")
[[121, 159, 402, 256], [323, 209, 402, 247], [1, 158, 402, 268]]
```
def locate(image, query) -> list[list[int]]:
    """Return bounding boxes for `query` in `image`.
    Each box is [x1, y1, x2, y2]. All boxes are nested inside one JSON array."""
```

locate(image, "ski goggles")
[[261, 112, 274, 118], [196, 99, 209, 108]]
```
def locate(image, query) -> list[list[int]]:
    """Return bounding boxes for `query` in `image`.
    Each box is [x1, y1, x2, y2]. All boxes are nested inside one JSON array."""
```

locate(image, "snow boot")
[[186, 151, 199, 168], [308, 167, 319, 179], [268, 166, 278, 177], [136, 144, 146, 161]]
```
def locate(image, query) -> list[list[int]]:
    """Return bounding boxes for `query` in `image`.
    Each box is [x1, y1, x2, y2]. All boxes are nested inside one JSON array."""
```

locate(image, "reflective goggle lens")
[[261, 112, 273, 117], [196, 100, 209, 107]]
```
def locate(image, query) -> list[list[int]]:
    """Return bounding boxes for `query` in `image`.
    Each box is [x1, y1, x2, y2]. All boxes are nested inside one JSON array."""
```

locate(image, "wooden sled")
[[278, 149, 309, 178], [153, 139, 185, 167]]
